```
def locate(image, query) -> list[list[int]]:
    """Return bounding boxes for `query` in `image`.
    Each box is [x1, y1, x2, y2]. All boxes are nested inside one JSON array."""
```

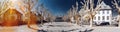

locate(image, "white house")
[[93, 1, 112, 25]]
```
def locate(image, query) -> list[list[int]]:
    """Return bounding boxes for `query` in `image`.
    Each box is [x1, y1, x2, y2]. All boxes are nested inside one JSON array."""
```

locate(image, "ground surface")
[[0, 22, 120, 32]]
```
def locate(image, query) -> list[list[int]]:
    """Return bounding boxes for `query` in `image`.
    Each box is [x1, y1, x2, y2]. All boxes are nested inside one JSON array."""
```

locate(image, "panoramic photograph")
[[0, 0, 120, 32]]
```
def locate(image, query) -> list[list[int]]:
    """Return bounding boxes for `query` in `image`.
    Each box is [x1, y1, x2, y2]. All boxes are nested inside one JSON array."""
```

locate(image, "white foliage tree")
[[0, 0, 9, 15], [36, 4, 55, 23], [66, 2, 81, 25], [16, 0, 39, 30], [112, 0, 120, 27], [0, 0, 12, 23], [79, 0, 102, 26]]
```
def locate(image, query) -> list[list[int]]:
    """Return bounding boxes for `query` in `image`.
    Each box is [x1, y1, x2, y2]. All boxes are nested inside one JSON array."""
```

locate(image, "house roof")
[[1, 7, 24, 15], [100, 1, 111, 9], [6, 8, 22, 14]]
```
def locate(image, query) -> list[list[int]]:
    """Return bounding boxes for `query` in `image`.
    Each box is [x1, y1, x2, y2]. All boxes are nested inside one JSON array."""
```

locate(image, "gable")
[[100, 1, 111, 9], [4, 8, 22, 15]]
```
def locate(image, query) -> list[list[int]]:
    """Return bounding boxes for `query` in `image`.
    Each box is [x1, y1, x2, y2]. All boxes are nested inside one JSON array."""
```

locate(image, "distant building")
[[93, 1, 112, 25]]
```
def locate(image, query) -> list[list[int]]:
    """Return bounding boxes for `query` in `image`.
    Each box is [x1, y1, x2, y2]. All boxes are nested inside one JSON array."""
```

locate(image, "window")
[[94, 17, 96, 20], [102, 16, 105, 20], [103, 11, 105, 14], [98, 16, 100, 20], [107, 16, 109, 20], [107, 11, 109, 14]]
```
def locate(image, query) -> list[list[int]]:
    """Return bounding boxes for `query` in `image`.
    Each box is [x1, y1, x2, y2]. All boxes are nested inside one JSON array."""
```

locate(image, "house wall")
[[93, 10, 112, 22], [1, 9, 22, 26]]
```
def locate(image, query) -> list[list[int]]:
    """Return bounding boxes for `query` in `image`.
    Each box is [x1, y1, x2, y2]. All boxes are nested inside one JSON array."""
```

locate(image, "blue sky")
[[39, 0, 76, 16], [38, 0, 119, 16]]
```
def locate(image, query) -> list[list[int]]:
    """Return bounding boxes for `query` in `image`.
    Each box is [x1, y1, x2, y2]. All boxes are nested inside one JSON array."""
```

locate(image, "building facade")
[[93, 1, 112, 25]]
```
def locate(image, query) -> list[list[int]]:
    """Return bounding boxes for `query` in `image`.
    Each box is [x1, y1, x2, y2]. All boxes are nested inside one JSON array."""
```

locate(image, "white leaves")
[[78, 0, 104, 23], [0, 0, 9, 15], [112, 0, 120, 13], [97, 0, 102, 5]]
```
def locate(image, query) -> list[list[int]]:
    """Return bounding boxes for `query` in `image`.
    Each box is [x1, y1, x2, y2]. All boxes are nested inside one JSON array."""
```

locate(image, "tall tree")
[[0, 0, 9, 15], [112, 0, 120, 27], [66, 2, 81, 25], [0, 0, 9, 22], [18, 0, 39, 30], [79, 0, 102, 26]]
